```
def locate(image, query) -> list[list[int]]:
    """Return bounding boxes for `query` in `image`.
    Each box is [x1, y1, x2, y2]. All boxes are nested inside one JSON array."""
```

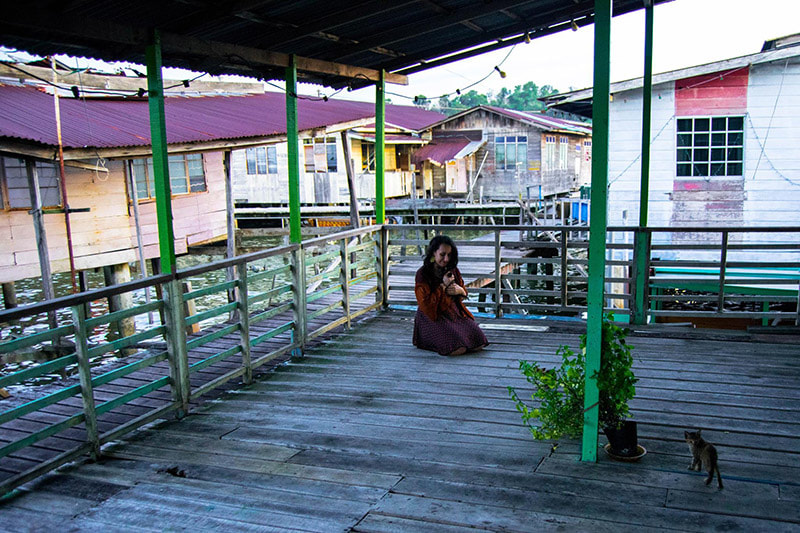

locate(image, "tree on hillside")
[[436, 82, 560, 115]]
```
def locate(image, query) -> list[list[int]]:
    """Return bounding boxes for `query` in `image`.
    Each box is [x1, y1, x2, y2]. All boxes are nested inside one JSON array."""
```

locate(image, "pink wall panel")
[[675, 68, 749, 116]]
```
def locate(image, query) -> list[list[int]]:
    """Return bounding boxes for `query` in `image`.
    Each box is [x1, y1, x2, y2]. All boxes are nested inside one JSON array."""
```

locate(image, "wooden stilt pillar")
[[103, 263, 135, 356], [2, 282, 17, 309]]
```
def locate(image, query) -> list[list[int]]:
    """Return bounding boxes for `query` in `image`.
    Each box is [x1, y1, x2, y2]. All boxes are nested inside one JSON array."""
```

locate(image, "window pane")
[[267, 147, 277, 174], [496, 144, 506, 169], [326, 144, 337, 173], [728, 116, 744, 130], [727, 162, 743, 176], [728, 132, 743, 145], [256, 147, 267, 174], [518, 136, 527, 143], [496, 136, 506, 143], [37, 162, 60, 207], [711, 133, 726, 146], [245, 148, 256, 174], [506, 142, 516, 168], [727, 147, 743, 161], [3, 157, 31, 208], [677, 163, 692, 177], [677, 149, 692, 162], [677, 134, 692, 147], [710, 148, 726, 161], [693, 163, 709, 177], [304, 145, 314, 172], [147, 159, 155, 197], [677, 119, 692, 132], [693, 149, 709, 162], [711, 117, 726, 131], [169, 156, 188, 194], [710, 163, 726, 176], [694, 133, 709, 147], [187, 154, 206, 192], [694, 118, 710, 131], [517, 143, 526, 167]]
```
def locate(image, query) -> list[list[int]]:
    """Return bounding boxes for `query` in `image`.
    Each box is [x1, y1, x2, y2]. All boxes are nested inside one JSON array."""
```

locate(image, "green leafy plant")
[[508, 314, 637, 440]]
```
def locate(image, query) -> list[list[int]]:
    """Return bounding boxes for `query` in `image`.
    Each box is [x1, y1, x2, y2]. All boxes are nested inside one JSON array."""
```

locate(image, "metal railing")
[[0, 225, 381, 494], [385, 224, 800, 324]]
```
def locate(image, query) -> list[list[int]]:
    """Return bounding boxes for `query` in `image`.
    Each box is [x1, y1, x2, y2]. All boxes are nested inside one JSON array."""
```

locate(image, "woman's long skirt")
[[413, 309, 488, 355]]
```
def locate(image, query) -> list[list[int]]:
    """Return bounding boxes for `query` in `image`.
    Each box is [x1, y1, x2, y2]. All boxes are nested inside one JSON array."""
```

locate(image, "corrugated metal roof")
[[413, 139, 471, 166], [483, 106, 592, 134], [0, 84, 445, 150]]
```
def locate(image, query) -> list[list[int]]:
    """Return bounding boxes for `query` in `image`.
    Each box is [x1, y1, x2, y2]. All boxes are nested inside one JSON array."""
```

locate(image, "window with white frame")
[[559, 136, 569, 170], [246, 146, 277, 175], [676, 116, 744, 177], [0, 157, 60, 210], [304, 137, 337, 173], [130, 153, 207, 201], [495, 135, 527, 171], [544, 135, 557, 171]]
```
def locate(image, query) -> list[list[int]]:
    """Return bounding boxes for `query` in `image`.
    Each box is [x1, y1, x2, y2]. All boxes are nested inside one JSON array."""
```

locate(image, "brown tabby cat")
[[685, 429, 723, 489]]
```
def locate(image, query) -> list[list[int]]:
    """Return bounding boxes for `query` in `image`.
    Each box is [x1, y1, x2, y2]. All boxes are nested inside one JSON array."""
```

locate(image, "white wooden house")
[[543, 36, 800, 261]]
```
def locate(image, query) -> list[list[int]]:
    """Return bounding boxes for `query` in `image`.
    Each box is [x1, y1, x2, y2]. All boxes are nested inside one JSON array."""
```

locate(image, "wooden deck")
[[2, 310, 799, 531]]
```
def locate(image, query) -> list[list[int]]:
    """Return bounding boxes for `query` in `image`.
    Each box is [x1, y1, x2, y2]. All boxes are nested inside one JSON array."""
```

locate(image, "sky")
[[2, 0, 797, 106]]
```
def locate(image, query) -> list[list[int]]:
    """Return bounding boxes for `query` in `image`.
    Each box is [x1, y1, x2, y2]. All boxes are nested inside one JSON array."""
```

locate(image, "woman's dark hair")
[[420, 235, 459, 288]]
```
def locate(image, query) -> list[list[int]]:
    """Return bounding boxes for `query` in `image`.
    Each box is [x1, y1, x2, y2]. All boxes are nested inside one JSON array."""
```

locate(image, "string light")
[[494, 65, 507, 78]]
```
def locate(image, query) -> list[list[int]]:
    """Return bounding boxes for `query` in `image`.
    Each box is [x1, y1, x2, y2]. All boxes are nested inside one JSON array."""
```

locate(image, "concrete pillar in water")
[[2, 282, 17, 309], [103, 262, 135, 356]]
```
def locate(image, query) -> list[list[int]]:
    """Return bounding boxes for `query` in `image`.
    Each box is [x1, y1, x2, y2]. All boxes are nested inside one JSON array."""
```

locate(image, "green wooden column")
[[582, 0, 612, 463], [286, 55, 301, 244], [632, 1, 655, 325], [375, 70, 386, 225], [145, 30, 176, 274]]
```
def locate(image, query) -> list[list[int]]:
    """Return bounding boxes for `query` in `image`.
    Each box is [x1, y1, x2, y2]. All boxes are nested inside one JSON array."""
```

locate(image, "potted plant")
[[508, 314, 640, 458]]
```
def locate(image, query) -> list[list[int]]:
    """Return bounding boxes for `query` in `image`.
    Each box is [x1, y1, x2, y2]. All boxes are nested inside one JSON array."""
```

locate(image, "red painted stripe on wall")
[[675, 68, 749, 115]]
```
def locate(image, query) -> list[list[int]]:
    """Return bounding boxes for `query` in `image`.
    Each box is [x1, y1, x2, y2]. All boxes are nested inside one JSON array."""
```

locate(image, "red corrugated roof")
[[412, 139, 471, 166], [0, 84, 445, 150]]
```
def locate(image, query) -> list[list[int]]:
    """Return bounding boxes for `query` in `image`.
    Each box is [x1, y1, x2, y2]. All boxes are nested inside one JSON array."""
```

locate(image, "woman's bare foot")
[[448, 346, 467, 356]]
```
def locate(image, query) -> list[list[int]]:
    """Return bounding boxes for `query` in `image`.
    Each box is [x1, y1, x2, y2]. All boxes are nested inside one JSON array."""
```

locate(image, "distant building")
[[414, 106, 592, 202], [230, 104, 444, 205], [543, 35, 800, 231]]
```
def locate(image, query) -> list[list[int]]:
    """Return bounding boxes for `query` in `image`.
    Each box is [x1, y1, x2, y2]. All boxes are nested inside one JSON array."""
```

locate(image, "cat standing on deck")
[[685, 429, 723, 489]]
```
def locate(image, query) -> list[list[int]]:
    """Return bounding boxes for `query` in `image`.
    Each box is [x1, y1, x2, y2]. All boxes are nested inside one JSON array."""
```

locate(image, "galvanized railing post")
[[235, 262, 252, 384], [163, 278, 190, 416], [494, 230, 502, 318], [340, 238, 352, 329], [291, 246, 307, 356], [718, 231, 729, 313], [71, 304, 100, 460]]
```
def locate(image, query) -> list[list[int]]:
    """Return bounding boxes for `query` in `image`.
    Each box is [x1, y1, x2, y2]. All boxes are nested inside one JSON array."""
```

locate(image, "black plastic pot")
[[603, 420, 638, 457]]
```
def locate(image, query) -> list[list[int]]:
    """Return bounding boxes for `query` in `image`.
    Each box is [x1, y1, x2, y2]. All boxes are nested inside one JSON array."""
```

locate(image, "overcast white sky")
[[3, 0, 797, 105], [341, 0, 799, 105]]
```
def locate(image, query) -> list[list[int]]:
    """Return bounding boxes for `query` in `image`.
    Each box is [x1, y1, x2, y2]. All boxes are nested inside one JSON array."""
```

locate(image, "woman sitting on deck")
[[413, 235, 488, 356]]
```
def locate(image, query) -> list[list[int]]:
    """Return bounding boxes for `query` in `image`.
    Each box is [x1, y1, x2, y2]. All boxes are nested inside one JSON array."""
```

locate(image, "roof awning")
[[413, 139, 485, 166]]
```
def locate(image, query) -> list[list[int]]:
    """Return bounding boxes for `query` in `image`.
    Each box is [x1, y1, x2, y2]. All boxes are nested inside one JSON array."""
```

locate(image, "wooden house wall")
[[0, 154, 227, 284], [605, 57, 800, 260], [437, 110, 540, 200]]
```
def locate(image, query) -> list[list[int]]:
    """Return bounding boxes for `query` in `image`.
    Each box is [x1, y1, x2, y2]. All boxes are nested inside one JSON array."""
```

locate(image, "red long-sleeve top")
[[414, 266, 475, 322]]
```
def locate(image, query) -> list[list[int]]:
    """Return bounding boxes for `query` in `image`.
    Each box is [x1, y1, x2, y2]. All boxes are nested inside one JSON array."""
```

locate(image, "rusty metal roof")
[[0, 1, 672, 88], [0, 84, 445, 152], [425, 105, 591, 135], [413, 139, 472, 166]]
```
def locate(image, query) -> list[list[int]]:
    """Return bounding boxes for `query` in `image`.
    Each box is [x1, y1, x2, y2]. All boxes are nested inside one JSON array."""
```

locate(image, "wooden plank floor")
[[1, 310, 799, 531]]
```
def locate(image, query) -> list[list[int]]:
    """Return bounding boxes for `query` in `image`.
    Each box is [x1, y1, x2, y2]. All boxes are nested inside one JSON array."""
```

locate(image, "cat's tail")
[[715, 465, 723, 489]]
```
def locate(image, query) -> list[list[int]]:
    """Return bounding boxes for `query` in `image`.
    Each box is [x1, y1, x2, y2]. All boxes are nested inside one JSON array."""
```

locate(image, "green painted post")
[[375, 70, 386, 225], [582, 0, 612, 463], [145, 30, 176, 274], [632, 2, 655, 325], [286, 55, 301, 244]]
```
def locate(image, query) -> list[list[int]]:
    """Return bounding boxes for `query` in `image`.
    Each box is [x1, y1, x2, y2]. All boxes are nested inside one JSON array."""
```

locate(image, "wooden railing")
[[0, 225, 381, 495], [385, 224, 800, 325]]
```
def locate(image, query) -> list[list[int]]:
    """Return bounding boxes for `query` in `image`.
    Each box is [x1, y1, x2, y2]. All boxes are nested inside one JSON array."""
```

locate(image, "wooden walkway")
[[1, 310, 799, 531]]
